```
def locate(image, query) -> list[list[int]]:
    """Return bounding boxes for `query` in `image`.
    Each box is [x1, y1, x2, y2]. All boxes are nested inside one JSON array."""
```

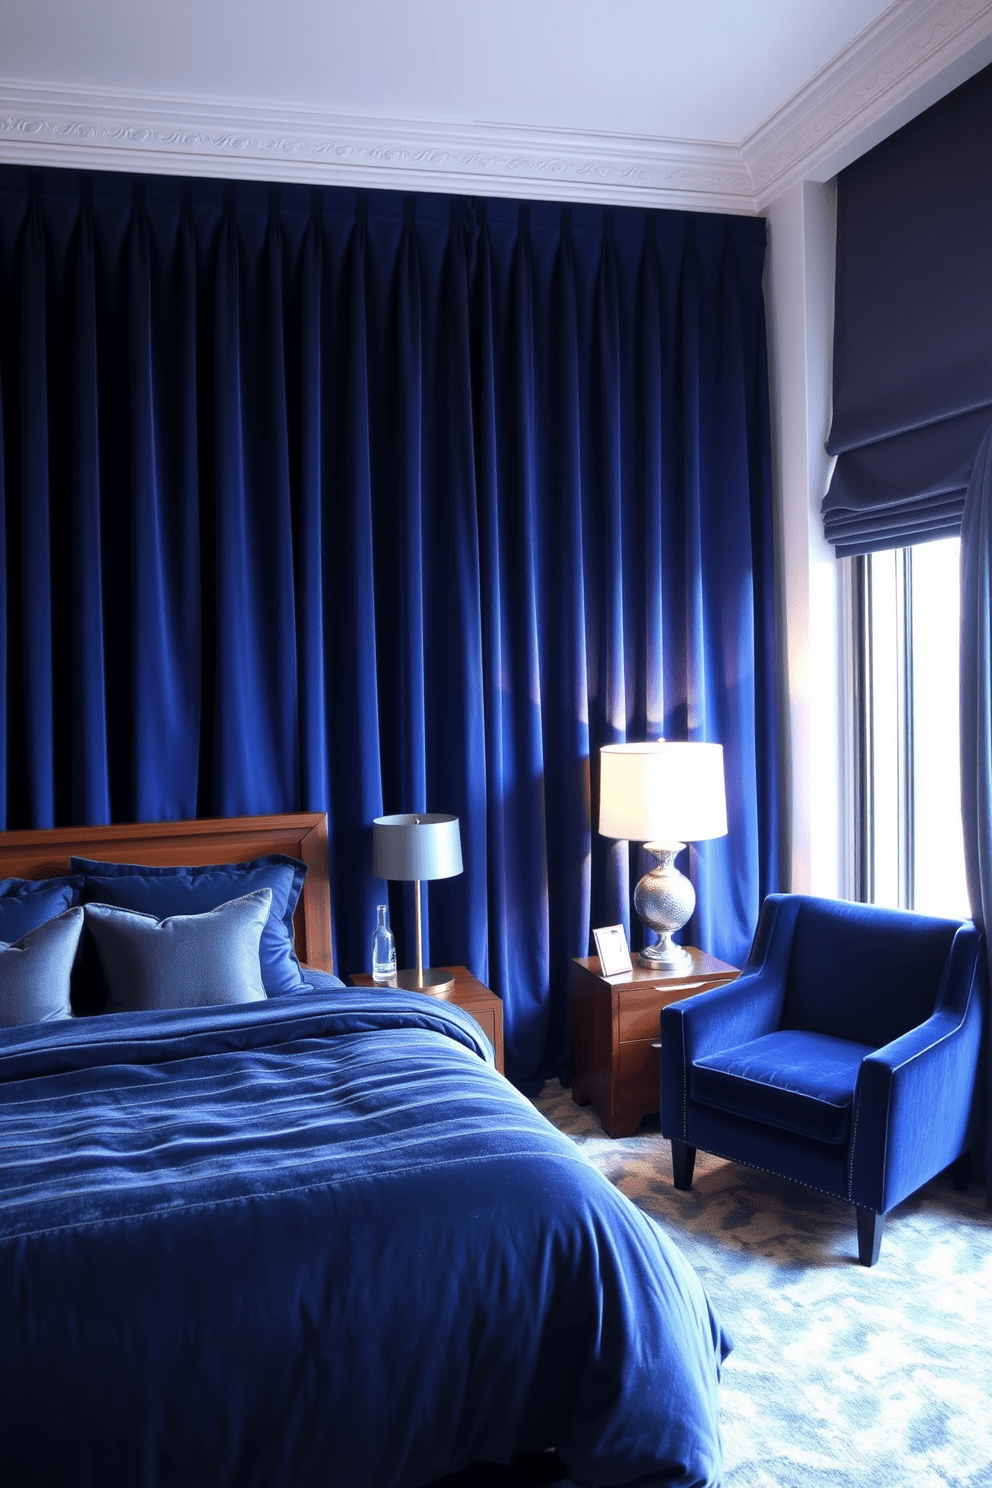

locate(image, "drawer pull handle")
[[651, 1041, 662, 1049]]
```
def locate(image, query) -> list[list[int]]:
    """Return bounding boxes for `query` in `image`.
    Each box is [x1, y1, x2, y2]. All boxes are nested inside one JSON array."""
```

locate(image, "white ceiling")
[[3, 0, 897, 142], [3, 0, 992, 211]]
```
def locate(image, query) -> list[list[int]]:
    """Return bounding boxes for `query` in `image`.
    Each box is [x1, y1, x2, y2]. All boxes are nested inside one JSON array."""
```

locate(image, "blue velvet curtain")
[[959, 421, 992, 1187], [0, 166, 780, 1086]]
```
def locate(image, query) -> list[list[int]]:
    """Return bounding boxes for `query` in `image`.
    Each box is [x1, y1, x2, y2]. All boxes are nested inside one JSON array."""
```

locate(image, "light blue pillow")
[[71, 854, 306, 995], [84, 889, 272, 1013], [0, 908, 84, 1027]]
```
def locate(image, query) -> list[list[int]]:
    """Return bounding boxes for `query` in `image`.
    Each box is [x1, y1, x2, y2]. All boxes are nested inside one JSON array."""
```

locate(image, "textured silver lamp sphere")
[[599, 742, 727, 970], [632, 844, 697, 969]]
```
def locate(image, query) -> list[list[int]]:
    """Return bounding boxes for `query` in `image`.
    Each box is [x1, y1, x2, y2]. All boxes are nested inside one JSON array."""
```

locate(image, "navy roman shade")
[[822, 63, 992, 556]]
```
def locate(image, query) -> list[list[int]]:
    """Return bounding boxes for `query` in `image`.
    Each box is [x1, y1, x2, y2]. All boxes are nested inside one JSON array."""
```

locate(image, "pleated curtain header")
[[822, 63, 992, 556]]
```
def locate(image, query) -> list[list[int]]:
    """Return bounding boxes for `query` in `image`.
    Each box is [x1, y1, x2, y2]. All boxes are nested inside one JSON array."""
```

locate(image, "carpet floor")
[[531, 1081, 992, 1488]]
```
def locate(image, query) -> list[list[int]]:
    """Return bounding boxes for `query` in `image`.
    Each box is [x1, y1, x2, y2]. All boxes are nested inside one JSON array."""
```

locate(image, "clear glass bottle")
[[371, 903, 396, 984]]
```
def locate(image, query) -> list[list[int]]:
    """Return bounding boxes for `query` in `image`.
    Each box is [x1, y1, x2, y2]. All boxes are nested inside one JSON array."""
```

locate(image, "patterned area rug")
[[532, 1081, 992, 1488]]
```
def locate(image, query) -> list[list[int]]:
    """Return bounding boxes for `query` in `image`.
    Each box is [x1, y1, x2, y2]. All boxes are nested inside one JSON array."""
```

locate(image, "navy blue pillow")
[[70, 854, 307, 996], [0, 876, 84, 944], [84, 891, 270, 1012], [0, 907, 85, 1026]]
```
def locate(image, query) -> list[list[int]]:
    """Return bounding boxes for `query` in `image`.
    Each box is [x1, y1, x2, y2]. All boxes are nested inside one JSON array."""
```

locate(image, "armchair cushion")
[[691, 1030, 874, 1144]]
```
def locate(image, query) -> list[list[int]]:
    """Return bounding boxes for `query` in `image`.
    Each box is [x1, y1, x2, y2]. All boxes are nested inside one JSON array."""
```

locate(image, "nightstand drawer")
[[616, 1040, 660, 1105], [466, 1006, 497, 1053], [617, 981, 712, 1042]]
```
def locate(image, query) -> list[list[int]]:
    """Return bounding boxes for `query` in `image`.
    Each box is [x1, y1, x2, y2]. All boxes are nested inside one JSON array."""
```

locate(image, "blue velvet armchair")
[[659, 894, 987, 1265]]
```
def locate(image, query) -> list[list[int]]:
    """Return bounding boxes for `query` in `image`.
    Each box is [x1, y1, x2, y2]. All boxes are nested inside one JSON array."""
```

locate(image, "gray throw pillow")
[[84, 889, 272, 1012], [0, 907, 84, 1027]]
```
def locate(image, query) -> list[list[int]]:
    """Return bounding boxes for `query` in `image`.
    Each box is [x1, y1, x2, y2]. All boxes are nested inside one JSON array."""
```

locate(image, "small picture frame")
[[593, 924, 632, 978]]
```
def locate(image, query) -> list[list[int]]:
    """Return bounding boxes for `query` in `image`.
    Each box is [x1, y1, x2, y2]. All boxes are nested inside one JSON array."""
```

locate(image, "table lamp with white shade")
[[372, 813, 463, 995], [598, 742, 727, 970]]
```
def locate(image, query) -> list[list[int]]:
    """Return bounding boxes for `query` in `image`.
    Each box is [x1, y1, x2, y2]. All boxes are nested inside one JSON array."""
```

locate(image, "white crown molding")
[[746, 0, 992, 209], [0, 85, 755, 214], [2, 0, 991, 216]]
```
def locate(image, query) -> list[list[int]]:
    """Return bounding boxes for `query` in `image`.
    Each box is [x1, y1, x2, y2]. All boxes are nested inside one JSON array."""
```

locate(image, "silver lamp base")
[[637, 938, 692, 971], [633, 842, 694, 970], [394, 966, 456, 997]]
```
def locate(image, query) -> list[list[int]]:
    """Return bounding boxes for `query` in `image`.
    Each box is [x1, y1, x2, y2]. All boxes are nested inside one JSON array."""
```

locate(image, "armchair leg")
[[951, 1151, 971, 1192], [671, 1140, 696, 1191], [856, 1207, 884, 1267]]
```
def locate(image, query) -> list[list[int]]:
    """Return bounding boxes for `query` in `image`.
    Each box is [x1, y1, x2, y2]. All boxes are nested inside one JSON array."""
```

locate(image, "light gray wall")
[[764, 179, 843, 896]]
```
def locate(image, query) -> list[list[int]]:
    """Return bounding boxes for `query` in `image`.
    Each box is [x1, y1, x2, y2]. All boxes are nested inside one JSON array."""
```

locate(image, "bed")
[[0, 813, 730, 1488]]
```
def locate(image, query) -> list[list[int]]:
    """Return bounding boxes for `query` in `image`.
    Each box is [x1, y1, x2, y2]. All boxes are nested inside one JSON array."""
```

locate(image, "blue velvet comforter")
[[0, 988, 730, 1487]]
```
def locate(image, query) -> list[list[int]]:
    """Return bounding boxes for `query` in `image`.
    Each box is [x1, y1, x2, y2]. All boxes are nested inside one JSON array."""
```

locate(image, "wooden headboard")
[[0, 813, 334, 974]]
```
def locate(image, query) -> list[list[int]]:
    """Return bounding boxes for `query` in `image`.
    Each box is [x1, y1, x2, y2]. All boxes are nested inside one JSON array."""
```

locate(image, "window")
[[850, 536, 970, 919]]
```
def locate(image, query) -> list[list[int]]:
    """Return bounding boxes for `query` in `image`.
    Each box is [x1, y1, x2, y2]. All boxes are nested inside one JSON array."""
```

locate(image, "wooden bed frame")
[[0, 813, 334, 974]]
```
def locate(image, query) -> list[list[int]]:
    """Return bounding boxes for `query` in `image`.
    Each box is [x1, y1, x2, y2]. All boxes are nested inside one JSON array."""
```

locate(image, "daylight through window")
[[852, 536, 970, 921]]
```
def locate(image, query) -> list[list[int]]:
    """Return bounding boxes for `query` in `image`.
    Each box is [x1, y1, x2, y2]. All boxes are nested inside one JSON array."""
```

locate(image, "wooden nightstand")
[[349, 965, 504, 1075], [570, 950, 737, 1137]]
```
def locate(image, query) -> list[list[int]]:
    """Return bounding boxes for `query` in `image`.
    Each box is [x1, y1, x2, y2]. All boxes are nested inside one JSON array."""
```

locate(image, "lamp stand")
[[393, 879, 456, 996], [633, 842, 694, 970]]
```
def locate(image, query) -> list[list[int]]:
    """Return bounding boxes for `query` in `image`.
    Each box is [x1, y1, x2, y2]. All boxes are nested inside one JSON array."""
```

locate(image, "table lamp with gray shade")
[[372, 814, 463, 995], [598, 742, 727, 971]]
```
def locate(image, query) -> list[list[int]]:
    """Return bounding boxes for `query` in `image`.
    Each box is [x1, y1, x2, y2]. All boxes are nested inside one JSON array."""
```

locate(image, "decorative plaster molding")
[[2, 0, 992, 214], [0, 88, 755, 213], [746, 0, 992, 206]]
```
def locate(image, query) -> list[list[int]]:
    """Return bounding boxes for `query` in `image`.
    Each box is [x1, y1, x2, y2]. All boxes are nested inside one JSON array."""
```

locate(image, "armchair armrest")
[[661, 891, 802, 1063], [850, 944, 986, 1213], [659, 895, 803, 1141], [659, 970, 787, 1141], [662, 970, 782, 1063]]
